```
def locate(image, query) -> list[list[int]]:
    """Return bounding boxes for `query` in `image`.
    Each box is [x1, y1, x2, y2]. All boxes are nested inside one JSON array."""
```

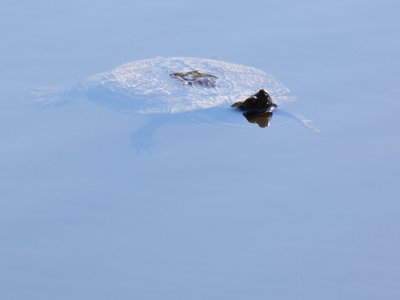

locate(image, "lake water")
[[1, 0, 399, 299]]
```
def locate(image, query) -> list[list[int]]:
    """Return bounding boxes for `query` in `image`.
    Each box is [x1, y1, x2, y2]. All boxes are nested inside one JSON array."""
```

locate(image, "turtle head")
[[256, 89, 272, 100]]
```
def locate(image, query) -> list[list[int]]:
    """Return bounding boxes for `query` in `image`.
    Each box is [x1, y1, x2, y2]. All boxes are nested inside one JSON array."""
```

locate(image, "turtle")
[[231, 89, 277, 112], [230, 89, 278, 127], [32, 57, 317, 152]]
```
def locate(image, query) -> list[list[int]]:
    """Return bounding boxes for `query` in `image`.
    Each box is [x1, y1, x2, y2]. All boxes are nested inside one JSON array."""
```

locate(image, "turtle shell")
[[80, 57, 291, 114]]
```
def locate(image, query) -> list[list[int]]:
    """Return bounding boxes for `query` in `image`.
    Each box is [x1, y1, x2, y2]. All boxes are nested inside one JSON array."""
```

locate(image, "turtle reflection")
[[243, 111, 274, 128], [231, 89, 277, 127]]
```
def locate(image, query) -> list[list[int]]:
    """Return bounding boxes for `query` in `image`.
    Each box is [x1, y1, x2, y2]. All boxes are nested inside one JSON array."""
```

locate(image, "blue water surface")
[[1, 0, 400, 299]]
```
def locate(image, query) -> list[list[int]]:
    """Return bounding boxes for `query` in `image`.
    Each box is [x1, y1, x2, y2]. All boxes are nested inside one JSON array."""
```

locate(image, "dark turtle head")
[[255, 89, 275, 107], [255, 89, 270, 98], [231, 89, 278, 127], [231, 89, 277, 112]]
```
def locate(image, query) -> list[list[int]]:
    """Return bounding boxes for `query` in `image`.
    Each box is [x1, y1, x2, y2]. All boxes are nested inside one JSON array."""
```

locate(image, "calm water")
[[1, 0, 399, 299]]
